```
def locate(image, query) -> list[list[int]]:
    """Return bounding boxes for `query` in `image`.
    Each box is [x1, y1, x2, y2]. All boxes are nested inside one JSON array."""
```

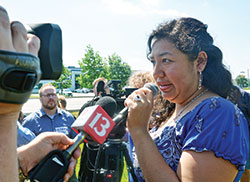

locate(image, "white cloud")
[[101, 0, 189, 17], [139, 0, 160, 7]]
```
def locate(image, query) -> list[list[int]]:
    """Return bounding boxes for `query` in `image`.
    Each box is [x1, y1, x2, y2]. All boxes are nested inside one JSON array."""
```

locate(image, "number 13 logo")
[[88, 113, 111, 137]]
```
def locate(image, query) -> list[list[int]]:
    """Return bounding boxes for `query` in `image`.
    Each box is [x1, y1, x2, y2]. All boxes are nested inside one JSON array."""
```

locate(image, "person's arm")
[[0, 109, 19, 182], [126, 88, 239, 182], [17, 132, 81, 181], [0, 5, 40, 181]]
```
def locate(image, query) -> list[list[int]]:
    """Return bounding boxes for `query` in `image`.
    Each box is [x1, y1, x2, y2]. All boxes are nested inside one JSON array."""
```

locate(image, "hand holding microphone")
[[124, 83, 159, 132]]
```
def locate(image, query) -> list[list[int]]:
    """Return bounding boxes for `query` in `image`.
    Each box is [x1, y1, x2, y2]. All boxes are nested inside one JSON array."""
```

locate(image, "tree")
[[77, 45, 132, 90], [78, 45, 108, 88], [106, 53, 132, 87], [235, 75, 248, 88], [51, 64, 72, 91]]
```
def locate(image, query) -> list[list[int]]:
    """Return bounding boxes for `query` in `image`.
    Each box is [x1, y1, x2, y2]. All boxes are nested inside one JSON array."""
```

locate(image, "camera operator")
[[93, 77, 110, 97], [0, 6, 80, 181], [78, 77, 110, 116]]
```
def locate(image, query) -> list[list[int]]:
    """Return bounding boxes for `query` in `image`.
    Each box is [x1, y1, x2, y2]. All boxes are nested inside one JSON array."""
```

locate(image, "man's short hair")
[[39, 83, 55, 97]]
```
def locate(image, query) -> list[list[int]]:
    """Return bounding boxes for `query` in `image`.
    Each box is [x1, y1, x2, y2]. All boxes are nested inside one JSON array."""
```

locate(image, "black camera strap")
[[0, 50, 41, 104]]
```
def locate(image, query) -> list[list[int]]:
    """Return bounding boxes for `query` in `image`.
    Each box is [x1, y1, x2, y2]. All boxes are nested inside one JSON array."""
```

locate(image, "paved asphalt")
[[21, 90, 250, 114], [22, 93, 95, 114]]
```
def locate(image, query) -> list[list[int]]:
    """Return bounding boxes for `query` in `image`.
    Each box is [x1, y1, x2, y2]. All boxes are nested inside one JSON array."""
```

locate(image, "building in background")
[[67, 66, 82, 91]]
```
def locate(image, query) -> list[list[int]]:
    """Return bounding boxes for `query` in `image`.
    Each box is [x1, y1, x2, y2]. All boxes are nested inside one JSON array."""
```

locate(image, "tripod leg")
[[121, 143, 138, 182], [93, 143, 104, 182]]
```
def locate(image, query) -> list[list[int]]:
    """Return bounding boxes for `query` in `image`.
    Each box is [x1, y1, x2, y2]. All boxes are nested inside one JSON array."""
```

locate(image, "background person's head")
[[39, 84, 58, 111], [128, 71, 172, 129], [58, 95, 67, 110], [93, 77, 110, 96], [147, 17, 233, 101], [128, 71, 155, 88]]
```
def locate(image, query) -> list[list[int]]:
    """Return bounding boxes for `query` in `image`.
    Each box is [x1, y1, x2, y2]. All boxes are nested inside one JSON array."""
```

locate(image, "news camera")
[[0, 23, 63, 104], [105, 80, 137, 139], [108, 80, 137, 112], [27, 23, 63, 80]]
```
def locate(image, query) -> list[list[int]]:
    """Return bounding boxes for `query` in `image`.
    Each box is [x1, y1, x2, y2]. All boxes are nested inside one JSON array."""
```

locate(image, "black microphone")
[[95, 96, 117, 117], [113, 82, 159, 124]]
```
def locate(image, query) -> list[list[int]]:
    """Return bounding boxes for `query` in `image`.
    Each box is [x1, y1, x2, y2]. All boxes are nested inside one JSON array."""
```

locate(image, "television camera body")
[[0, 23, 63, 104]]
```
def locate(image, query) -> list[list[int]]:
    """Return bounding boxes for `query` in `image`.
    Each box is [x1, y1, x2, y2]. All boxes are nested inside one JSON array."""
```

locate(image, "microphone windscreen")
[[95, 96, 117, 118], [144, 82, 159, 97]]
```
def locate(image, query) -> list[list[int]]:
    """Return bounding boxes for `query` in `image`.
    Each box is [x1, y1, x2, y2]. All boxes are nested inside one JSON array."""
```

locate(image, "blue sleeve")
[[17, 121, 36, 147], [182, 98, 249, 169], [22, 113, 39, 136]]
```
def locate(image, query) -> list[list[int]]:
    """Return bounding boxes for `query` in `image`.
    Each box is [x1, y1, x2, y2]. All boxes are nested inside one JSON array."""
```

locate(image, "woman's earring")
[[198, 70, 203, 90]]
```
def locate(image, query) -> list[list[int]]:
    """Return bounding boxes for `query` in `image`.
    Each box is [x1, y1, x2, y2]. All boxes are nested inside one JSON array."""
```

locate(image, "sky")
[[1, 0, 250, 79]]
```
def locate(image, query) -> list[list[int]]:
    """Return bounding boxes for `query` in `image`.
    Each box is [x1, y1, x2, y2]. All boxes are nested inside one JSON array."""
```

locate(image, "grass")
[[71, 111, 79, 118]]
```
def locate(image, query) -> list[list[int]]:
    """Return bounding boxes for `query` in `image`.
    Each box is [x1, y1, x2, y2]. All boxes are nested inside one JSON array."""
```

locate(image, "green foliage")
[[78, 45, 132, 88], [51, 65, 72, 91], [106, 53, 132, 87], [78, 45, 109, 88], [235, 75, 249, 88]]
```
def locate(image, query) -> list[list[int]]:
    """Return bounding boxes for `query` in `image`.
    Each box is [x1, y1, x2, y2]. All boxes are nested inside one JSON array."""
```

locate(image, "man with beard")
[[22, 84, 78, 181], [22, 84, 76, 138]]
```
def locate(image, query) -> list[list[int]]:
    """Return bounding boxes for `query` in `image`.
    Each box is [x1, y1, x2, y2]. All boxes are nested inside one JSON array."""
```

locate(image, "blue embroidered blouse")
[[131, 97, 249, 181]]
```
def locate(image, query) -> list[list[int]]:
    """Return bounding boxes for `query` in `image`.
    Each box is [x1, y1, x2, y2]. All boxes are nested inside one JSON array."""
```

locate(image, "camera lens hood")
[[0, 50, 41, 104]]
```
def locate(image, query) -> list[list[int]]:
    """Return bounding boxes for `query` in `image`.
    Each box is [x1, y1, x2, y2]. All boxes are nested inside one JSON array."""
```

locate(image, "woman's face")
[[150, 39, 199, 104]]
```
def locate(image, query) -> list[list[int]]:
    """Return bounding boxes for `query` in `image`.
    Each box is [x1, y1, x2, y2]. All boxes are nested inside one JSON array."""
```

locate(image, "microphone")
[[113, 82, 159, 124], [28, 96, 117, 182], [71, 96, 117, 144]]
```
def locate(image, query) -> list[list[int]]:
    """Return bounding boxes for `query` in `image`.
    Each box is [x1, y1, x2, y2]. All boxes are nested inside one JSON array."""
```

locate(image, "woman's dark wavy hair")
[[146, 18, 234, 127], [147, 17, 233, 98]]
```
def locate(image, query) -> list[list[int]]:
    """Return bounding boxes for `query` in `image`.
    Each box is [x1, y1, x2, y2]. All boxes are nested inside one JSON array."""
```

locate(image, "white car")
[[62, 89, 73, 97], [82, 88, 90, 93], [74, 88, 83, 93]]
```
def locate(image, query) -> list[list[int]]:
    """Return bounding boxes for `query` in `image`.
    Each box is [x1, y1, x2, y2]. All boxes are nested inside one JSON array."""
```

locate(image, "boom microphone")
[[113, 82, 159, 124]]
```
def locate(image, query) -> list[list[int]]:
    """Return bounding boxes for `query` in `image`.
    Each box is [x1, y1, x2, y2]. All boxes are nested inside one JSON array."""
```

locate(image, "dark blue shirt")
[[22, 108, 77, 139], [131, 97, 249, 181]]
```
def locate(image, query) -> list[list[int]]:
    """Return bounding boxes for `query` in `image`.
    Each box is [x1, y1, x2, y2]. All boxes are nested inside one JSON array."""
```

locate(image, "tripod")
[[93, 139, 138, 182]]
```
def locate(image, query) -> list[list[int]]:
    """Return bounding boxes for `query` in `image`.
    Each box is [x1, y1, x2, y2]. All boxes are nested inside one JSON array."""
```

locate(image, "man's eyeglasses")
[[41, 93, 57, 98]]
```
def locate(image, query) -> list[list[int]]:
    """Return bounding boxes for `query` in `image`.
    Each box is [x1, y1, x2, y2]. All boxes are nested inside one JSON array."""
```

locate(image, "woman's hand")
[[125, 87, 154, 133]]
